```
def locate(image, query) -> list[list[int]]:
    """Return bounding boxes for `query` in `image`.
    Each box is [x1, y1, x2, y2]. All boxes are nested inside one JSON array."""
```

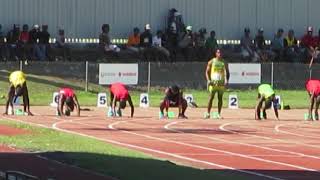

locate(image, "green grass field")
[[0, 72, 310, 108], [0, 120, 248, 180]]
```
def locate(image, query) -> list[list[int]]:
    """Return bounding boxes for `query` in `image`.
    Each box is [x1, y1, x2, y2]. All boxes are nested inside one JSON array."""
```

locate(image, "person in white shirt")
[[152, 30, 170, 61]]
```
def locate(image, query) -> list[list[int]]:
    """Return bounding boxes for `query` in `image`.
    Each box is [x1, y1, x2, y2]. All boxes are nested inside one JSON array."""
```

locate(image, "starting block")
[[159, 111, 175, 119], [15, 109, 24, 116], [167, 111, 175, 119]]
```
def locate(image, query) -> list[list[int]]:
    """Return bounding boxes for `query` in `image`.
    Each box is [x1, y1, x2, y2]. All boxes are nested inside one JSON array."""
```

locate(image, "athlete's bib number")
[[212, 73, 222, 81], [140, 93, 149, 108]]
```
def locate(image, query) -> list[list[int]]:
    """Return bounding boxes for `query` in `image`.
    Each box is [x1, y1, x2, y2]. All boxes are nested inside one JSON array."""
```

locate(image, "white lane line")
[[220, 121, 320, 149], [52, 119, 283, 180], [275, 124, 320, 139], [177, 153, 303, 157], [165, 121, 320, 160]]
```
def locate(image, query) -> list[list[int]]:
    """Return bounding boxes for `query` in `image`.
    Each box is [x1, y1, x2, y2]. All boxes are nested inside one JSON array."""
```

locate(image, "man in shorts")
[[205, 49, 229, 119], [4, 71, 33, 116], [159, 85, 188, 119], [305, 79, 320, 120], [255, 84, 279, 120], [57, 87, 80, 116], [109, 83, 134, 117]]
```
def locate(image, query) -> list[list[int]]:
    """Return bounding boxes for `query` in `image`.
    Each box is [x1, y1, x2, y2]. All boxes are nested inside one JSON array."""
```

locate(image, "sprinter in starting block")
[[305, 79, 320, 120], [3, 71, 33, 116], [108, 83, 134, 117], [159, 85, 188, 119], [57, 87, 80, 116], [255, 84, 279, 120]]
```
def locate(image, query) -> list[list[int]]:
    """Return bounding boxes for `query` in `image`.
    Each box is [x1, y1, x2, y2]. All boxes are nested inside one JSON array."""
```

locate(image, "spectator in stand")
[[140, 24, 153, 61], [19, 24, 30, 62], [39, 25, 50, 61], [178, 25, 195, 61], [29, 24, 41, 60], [283, 29, 299, 62], [6, 24, 20, 61], [99, 24, 120, 55], [301, 26, 318, 63], [241, 28, 259, 62], [152, 30, 170, 61], [205, 30, 219, 60], [0, 24, 5, 61], [254, 28, 272, 61], [127, 27, 140, 54], [56, 29, 71, 61], [271, 28, 284, 61], [194, 28, 207, 60], [167, 10, 185, 62]]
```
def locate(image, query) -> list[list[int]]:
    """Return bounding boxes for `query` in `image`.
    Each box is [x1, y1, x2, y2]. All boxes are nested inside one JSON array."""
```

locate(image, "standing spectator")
[[301, 26, 318, 63], [178, 25, 195, 61], [0, 24, 5, 61], [6, 24, 20, 61], [99, 24, 120, 55], [205, 30, 219, 60], [254, 28, 270, 61], [240, 28, 259, 62], [283, 29, 299, 62], [152, 30, 170, 61], [194, 28, 207, 60], [271, 28, 284, 61], [56, 29, 71, 61], [29, 24, 41, 60], [38, 25, 50, 60], [19, 24, 30, 61], [167, 9, 185, 61], [140, 24, 153, 60], [126, 27, 140, 54]]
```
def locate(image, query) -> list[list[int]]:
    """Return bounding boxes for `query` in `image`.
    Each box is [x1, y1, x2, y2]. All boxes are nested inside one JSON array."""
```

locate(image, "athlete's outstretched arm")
[[127, 95, 134, 118], [58, 95, 65, 116], [225, 62, 230, 83], [205, 61, 212, 82], [4, 85, 15, 115], [272, 98, 279, 120], [73, 95, 80, 116], [255, 96, 264, 120], [308, 94, 315, 120]]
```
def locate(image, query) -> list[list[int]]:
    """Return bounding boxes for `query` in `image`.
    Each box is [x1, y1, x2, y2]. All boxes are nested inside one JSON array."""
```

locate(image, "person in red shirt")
[[306, 79, 320, 120], [109, 83, 134, 117], [301, 26, 318, 63], [57, 87, 80, 116]]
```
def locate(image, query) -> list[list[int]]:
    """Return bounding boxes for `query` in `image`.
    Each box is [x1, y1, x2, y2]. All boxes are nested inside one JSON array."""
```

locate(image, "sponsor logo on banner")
[[99, 64, 138, 85], [229, 63, 261, 84]]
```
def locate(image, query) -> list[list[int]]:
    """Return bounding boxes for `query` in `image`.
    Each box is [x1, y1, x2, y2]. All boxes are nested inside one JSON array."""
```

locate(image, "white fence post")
[[148, 62, 151, 94], [85, 61, 88, 92]]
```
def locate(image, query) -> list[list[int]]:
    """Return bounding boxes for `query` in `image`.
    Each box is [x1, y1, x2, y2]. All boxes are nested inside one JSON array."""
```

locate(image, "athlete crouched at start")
[[108, 83, 134, 118], [57, 87, 80, 116], [159, 85, 188, 119]]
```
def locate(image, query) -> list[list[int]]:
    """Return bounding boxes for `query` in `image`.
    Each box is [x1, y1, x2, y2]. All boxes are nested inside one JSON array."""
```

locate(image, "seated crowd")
[[0, 9, 319, 63]]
